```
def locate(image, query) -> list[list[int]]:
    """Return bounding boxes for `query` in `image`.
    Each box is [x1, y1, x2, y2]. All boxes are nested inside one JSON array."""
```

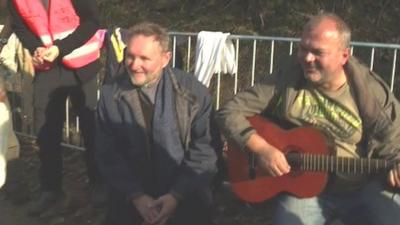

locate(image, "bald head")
[[303, 13, 351, 49]]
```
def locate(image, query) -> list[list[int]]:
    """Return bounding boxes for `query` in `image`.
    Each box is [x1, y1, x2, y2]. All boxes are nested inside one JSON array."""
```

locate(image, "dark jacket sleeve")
[[54, 0, 101, 57], [95, 85, 144, 199], [365, 70, 400, 162], [170, 79, 219, 199], [8, 0, 42, 54]]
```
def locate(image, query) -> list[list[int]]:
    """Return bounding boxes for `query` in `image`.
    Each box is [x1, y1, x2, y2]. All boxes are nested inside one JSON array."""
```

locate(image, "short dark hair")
[[127, 22, 170, 52], [304, 13, 351, 49]]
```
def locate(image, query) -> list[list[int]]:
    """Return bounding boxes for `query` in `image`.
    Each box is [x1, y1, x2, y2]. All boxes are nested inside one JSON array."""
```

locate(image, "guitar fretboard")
[[286, 153, 390, 174]]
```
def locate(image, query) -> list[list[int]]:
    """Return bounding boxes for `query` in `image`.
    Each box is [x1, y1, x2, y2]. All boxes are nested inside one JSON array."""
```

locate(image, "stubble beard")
[[128, 70, 161, 88]]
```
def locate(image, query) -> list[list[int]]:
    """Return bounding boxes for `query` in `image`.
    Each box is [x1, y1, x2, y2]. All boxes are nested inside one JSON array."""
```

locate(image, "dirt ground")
[[0, 137, 274, 225]]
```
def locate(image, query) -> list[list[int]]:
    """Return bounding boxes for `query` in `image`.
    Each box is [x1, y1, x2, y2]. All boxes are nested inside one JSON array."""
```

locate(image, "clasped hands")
[[132, 193, 178, 225], [32, 45, 59, 67]]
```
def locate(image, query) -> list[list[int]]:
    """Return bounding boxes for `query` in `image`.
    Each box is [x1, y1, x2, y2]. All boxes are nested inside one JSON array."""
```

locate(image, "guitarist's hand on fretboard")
[[388, 163, 400, 189], [246, 132, 291, 177]]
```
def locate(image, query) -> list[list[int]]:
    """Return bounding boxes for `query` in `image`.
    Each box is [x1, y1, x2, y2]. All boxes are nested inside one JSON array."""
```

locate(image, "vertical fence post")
[[251, 40, 257, 86], [269, 40, 275, 74], [370, 47, 375, 71], [234, 39, 239, 95], [390, 49, 398, 92], [186, 36, 191, 72]]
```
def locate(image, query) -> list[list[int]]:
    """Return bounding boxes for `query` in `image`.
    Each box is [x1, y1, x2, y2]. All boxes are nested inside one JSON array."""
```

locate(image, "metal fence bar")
[[65, 98, 70, 140], [289, 42, 294, 55], [269, 40, 275, 74], [172, 36, 177, 68], [15, 132, 86, 151], [234, 39, 239, 94], [216, 72, 221, 110], [251, 40, 257, 86], [186, 36, 191, 72], [76, 117, 80, 133], [390, 49, 398, 92], [370, 48, 375, 71]]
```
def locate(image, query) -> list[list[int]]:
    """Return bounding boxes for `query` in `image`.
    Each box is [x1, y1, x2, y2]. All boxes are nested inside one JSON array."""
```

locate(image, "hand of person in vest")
[[32, 47, 46, 67], [42, 45, 59, 63], [388, 163, 400, 189], [33, 46, 58, 70]]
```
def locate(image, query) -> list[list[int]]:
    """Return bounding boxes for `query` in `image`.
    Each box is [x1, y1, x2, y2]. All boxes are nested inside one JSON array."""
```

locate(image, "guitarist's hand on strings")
[[388, 163, 400, 189], [246, 133, 291, 177]]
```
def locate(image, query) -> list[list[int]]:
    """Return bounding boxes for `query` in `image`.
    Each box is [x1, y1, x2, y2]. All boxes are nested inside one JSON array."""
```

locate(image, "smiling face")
[[297, 18, 350, 91], [124, 34, 171, 87]]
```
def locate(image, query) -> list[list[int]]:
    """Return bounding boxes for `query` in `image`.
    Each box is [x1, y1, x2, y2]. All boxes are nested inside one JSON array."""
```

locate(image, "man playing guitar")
[[217, 13, 400, 225]]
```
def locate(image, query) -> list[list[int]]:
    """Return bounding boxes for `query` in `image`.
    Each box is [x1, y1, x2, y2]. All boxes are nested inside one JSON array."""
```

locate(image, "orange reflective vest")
[[12, 0, 105, 69]]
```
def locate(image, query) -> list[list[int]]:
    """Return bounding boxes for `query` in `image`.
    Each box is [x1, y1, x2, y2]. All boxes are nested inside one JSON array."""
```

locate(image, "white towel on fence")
[[194, 31, 237, 87]]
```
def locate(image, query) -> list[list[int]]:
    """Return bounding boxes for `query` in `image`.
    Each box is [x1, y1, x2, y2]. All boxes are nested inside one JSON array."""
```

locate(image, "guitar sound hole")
[[285, 151, 304, 177], [285, 148, 302, 170]]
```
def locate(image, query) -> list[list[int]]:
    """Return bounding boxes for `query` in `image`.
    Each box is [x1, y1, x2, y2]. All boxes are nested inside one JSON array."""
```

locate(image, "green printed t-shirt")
[[289, 82, 366, 192]]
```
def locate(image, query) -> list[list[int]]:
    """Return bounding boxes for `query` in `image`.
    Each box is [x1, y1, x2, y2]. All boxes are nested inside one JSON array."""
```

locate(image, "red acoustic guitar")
[[227, 115, 393, 203]]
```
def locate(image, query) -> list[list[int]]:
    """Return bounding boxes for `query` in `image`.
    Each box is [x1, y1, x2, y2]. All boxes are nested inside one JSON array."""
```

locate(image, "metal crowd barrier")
[[6, 31, 400, 150], [170, 32, 400, 109]]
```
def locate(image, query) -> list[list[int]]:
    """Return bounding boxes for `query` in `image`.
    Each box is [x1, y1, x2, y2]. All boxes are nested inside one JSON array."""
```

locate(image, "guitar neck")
[[286, 153, 390, 174]]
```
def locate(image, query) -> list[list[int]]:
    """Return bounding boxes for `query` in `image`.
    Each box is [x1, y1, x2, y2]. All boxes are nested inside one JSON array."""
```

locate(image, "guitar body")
[[227, 115, 330, 203]]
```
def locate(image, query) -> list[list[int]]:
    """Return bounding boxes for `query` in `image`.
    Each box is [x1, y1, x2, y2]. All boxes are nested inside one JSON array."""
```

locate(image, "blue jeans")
[[273, 180, 400, 225]]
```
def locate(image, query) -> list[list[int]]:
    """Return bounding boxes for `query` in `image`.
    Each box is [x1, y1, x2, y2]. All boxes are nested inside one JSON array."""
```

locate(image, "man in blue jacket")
[[95, 22, 220, 225]]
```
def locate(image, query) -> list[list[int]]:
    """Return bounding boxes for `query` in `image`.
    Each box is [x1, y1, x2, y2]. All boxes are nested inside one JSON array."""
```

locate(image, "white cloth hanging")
[[0, 101, 10, 188], [194, 31, 237, 87]]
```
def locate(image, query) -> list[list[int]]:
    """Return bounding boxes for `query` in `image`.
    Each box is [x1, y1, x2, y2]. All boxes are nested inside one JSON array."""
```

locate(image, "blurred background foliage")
[[1, 0, 399, 43], [96, 0, 400, 43]]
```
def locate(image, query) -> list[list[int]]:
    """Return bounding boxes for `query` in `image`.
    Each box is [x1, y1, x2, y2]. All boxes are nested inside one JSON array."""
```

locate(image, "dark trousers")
[[105, 188, 215, 225], [33, 65, 100, 191]]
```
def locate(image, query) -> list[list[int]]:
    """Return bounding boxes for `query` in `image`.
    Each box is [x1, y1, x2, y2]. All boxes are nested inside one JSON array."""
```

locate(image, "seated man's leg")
[[171, 188, 216, 225], [360, 179, 400, 225], [105, 190, 142, 225], [273, 194, 327, 225]]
